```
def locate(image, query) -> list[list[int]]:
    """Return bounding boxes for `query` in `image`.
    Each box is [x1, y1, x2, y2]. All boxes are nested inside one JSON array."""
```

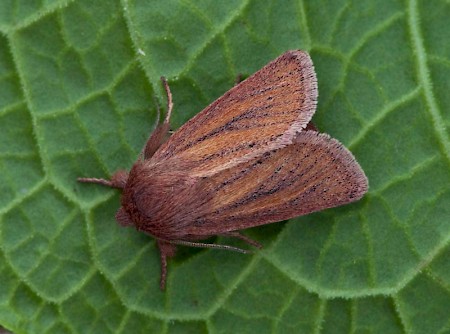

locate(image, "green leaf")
[[1, 0, 449, 333]]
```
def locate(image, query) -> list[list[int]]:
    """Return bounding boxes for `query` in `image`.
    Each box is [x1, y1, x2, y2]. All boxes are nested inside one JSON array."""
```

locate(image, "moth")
[[79, 50, 368, 289]]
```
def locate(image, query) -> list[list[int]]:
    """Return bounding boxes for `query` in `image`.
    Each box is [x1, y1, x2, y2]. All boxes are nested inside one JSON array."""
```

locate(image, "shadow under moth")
[[79, 50, 368, 290]]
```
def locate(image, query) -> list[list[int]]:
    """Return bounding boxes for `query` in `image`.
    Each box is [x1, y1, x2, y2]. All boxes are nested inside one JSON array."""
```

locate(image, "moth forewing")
[[151, 50, 318, 174], [181, 131, 368, 236]]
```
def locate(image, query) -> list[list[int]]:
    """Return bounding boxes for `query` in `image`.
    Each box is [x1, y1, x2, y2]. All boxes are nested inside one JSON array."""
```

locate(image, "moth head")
[[114, 161, 156, 230]]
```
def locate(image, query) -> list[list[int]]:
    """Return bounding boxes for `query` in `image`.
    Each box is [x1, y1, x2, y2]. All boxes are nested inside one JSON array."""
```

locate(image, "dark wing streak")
[[187, 131, 368, 236], [190, 102, 291, 146], [225, 160, 313, 210], [197, 120, 318, 166], [205, 148, 320, 214]]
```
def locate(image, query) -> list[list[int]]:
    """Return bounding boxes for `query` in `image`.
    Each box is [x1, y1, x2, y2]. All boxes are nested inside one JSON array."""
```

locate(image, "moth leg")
[[78, 170, 128, 189], [304, 121, 318, 132], [157, 240, 177, 290], [143, 77, 174, 159], [221, 231, 263, 249], [164, 239, 251, 254], [234, 73, 243, 85]]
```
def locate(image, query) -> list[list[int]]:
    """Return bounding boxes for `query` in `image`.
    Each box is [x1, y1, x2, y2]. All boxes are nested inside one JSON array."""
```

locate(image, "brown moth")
[[79, 50, 368, 290]]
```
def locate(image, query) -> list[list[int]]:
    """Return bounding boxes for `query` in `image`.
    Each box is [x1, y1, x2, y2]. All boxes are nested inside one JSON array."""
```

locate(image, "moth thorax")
[[120, 161, 197, 235]]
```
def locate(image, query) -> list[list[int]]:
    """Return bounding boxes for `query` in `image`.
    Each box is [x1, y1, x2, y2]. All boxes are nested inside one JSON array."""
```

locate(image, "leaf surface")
[[0, 0, 449, 333]]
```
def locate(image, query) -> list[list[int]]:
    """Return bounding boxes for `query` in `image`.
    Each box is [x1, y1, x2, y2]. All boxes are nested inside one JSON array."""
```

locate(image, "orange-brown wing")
[[186, 131, 368, 237], [151, 50, 317, 175]]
